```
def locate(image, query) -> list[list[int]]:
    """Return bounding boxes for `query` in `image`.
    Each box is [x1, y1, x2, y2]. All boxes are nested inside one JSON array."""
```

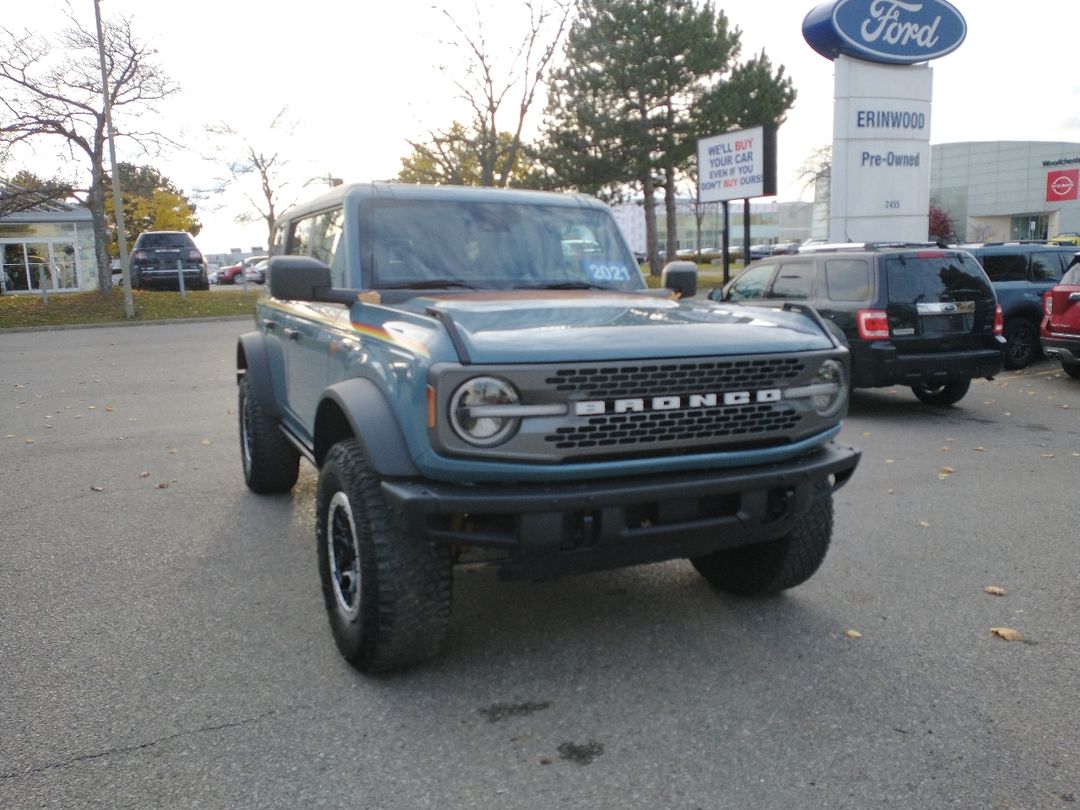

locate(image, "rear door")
[[882, 251, 998, 353]]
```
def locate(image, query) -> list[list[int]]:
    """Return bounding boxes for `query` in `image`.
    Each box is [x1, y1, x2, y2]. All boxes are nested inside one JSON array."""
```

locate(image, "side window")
[[1031, 252, 1065, 283], [766, 261, 815, 299], [310, 208, 346, 286], [980, 253, 1026, 282], [824, 259, 871, 301], [724, 263, 775, 300], [288, 216, 315, 257]]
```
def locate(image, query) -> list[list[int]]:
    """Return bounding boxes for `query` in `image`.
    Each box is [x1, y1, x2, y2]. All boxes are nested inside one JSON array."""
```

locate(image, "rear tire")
[[316, 440, 452, 672], [690, 490, 833, 596], [238, 374, 300, 493], [1002, 319, 1039, 369], [1062, 360, 1080, 379], [911, 377, 971, 406]]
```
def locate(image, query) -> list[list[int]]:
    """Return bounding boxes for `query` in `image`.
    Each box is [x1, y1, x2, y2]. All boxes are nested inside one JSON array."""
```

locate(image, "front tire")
[[1002, 319, 1039, 369], [1061, 360, 1080, 379], [690, 490, 834, 596], [911, 377, 971, 406], [238, 374, 300, 493], [316, 440, 452, 673]]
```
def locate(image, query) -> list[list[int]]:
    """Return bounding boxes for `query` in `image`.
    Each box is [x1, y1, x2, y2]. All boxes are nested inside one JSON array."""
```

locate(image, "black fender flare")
[[315, 378, 420, 478], [236, 332, 282, 417]]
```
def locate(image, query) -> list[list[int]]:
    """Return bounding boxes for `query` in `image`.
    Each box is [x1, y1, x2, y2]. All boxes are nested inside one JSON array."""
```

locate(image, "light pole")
[[93, 0, 134, 318]]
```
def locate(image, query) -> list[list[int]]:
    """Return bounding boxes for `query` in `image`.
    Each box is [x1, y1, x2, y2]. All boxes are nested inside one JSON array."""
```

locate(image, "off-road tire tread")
[[691, 490, 834, 596], [239, 375, 300, 493], [317, 440, 452, 673]]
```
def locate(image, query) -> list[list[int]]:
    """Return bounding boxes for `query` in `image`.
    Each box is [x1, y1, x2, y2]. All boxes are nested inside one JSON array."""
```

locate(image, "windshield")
[[364, 200, 643, 291]]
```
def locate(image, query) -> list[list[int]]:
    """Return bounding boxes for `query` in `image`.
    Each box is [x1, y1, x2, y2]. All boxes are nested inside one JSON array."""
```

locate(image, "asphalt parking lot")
[[2, 320, 1078, 809]]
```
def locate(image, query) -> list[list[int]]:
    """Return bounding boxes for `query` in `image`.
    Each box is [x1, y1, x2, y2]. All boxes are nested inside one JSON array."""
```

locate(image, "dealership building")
[[930, 141, 1080, 242]]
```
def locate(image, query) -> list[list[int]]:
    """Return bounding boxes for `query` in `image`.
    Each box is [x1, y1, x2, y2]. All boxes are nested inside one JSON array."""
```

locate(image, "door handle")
[[283, 327, 300, 341]]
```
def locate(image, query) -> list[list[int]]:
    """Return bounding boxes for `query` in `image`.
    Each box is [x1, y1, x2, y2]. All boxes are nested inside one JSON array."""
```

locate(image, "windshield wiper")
[[379, 279, 479, 290]]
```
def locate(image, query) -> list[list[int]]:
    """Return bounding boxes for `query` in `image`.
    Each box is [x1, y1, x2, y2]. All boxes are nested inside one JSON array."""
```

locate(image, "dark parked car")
[[130, 231, 208, 291], [711, 243, 1005, 406], [963, 242, 1078, 368], [1040, 253, 1080, 378]]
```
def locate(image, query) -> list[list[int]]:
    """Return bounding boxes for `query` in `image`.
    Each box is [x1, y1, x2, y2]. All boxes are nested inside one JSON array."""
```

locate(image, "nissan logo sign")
[[803, 0, 967, 65], [1052, 175, 1076, 197]]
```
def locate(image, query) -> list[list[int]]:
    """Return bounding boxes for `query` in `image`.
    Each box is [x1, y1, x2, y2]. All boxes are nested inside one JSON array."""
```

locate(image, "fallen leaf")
[[990, 627, 1022, 642], [156, 482, 170, 489], [168, 448, 178, 455], [1003, 412, 1011, 417], [939, 446, 951, 452], [138, 471, 151, 478], [105, 405, 114, 412], [885, 458, 895, 464], [5, 434, 14, 439], [1063, 404, 1071, 410], [984, 586, 1007, 596], [1042, 453, 1056, 459], [200, 438, 212, 446], [91, 485, 104, 492], [918, 520, 930, 528], [24, 438, 34, 444], [845, 629, 863, 639], [939, 466, 956, 474], [887, 488, 894, 494], [862, 432, 872, 438], [973, 446, 986, 452], [88, 405, 96, 410]]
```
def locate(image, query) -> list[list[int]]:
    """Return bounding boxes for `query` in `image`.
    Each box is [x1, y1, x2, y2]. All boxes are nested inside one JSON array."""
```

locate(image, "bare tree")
[[428, 0, 572, 188], [203, 108, 301, 250], [0, 10, 177, 292], [797, 144, 832, 195]]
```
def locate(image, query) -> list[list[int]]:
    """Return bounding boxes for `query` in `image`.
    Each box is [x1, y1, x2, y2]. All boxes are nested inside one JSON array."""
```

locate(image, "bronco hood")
[[414, 291, 834, 363]]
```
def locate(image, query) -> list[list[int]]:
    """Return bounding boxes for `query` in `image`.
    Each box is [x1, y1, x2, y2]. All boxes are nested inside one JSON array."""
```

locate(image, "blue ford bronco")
[[236, 183, 861, 672]]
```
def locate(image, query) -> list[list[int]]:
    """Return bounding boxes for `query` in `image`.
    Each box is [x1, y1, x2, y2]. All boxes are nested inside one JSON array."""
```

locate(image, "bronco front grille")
[[546, 402, 801, 451], [430, 354, 829, 464], [544, 357, 805, 398]]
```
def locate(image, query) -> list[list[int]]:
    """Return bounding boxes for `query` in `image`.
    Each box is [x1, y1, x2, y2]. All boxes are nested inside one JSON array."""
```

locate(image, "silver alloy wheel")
[[239, 395, 252, 476], [326, 491, 362, 618]]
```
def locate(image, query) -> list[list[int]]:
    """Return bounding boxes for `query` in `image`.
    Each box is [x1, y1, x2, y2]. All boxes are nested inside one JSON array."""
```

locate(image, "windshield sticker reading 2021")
[[585, 262, 630, 282]]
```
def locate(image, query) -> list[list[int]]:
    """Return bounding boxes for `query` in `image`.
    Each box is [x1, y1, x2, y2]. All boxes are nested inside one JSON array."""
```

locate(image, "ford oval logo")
[[803, 0, 967, 65]]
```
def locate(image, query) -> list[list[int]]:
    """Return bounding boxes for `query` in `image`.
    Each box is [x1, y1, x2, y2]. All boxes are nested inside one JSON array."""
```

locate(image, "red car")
[[1041, 253, 1080, 378], [219, 255, 267, 285]]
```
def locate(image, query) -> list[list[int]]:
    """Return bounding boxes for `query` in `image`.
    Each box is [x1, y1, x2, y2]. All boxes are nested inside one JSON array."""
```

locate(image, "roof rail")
[[797, 240, 946, 254]]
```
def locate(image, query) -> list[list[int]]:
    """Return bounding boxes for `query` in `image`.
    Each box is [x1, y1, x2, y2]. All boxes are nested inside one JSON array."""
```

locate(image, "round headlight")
[[811, 359, 848, 417], [449, 376, 520, 446]]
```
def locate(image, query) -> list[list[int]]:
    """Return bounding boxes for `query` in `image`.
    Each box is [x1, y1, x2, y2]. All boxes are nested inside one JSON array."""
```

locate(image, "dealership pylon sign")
[[803, 0, 967, 243]]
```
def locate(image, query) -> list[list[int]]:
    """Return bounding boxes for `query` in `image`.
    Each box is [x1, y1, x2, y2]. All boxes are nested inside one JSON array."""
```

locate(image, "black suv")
[[130, 231, 208, 291], [963, 243, 1078, 368], [711, 243, 1005, 406]]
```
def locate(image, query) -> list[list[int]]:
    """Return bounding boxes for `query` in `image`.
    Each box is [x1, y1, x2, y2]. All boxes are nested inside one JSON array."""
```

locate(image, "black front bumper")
[[851, 340, 1005, 389], [380, 442, 860, 579]]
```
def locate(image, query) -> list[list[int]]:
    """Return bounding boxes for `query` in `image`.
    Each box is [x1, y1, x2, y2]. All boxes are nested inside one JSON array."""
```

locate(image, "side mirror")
[[707, 287, 724, 302], [267, 256, 356, 304], [661, 260, 698, 299]]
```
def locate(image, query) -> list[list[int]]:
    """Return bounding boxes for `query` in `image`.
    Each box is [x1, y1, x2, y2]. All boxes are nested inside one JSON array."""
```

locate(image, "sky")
[[5, 0, 1080, 254]]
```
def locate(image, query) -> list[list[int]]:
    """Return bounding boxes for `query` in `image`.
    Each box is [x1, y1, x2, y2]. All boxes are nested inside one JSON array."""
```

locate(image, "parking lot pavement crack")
[[0, 706, 293, 780]]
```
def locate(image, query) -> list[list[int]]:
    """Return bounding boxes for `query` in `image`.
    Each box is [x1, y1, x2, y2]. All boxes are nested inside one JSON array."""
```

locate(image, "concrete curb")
[[0, 315, 253, 334]]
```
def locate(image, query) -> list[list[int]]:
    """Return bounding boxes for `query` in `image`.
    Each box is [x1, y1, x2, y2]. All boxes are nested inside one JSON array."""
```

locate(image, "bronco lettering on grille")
[[573, 389, 782, 416]]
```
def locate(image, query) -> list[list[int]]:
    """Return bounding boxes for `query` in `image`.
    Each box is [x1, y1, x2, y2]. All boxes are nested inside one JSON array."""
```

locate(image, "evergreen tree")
[[538, 0, 795, 273]]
